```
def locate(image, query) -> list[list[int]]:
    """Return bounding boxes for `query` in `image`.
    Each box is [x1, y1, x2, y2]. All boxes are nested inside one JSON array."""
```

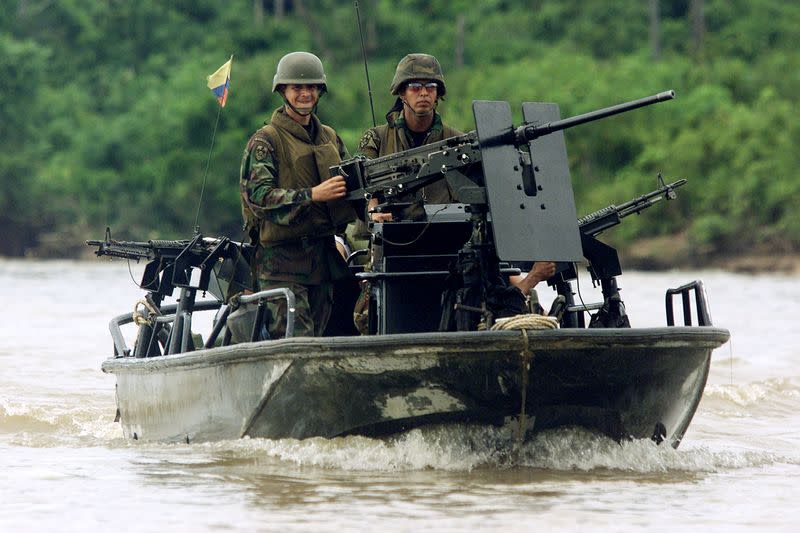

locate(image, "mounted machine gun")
[[554, 175, 687, 329], [87, 229, 252, 301], [332, 91, 680, 333], [87, 230, 253, 356]]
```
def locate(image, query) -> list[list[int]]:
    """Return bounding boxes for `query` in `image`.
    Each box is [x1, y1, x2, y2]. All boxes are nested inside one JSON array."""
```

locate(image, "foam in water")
[[191, 421, 796, 474], [5, 390, 797, 474], [0, 396, 123, 447], [705, 376, 800, 406]]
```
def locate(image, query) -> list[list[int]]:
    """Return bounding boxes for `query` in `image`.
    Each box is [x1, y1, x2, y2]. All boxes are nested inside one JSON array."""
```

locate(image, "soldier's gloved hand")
[[312, 175, 347, 202]]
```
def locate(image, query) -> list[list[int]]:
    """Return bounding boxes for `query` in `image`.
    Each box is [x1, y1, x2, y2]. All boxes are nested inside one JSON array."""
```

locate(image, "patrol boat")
[[91, 92, 729, 448]]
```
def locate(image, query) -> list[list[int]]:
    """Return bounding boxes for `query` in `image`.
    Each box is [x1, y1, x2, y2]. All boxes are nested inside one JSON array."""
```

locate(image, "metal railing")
[[109, 288, 296, 358], [665, 280, 713, 326]]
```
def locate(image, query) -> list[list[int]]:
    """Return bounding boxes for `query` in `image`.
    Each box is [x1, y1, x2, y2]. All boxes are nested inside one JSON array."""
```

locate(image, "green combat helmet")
[[389, 53, 446, 96], [272, 51, 327, 93]]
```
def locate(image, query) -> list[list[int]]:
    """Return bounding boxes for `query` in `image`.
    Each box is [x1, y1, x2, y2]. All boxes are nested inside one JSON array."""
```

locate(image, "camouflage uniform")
[[240, 106, 354, 338]]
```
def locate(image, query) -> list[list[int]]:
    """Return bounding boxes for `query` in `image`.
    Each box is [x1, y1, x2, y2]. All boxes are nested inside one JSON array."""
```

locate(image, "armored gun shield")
[[473, 101, 582, 263]]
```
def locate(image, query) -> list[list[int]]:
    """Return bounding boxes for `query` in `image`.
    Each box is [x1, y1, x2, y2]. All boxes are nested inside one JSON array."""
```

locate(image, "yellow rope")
[[483, 314, 556, 443]]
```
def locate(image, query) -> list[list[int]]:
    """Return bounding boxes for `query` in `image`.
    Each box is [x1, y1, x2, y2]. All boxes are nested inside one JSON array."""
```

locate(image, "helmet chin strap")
[[281, 91, 320, 117], [400, 97, 436, 118], [284, 99, 316, 116]]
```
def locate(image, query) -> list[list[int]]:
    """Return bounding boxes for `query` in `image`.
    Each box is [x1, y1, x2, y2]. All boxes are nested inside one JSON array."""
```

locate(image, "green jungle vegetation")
[[1, 0, 798, 265]]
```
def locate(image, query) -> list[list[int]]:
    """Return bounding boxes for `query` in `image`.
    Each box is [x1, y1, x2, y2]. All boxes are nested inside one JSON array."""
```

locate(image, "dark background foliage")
[[1, 0, 797, 260]]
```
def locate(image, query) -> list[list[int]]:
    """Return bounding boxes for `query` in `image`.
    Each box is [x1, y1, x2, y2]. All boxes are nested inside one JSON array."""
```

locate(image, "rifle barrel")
[[578, 178, 686, 237], [616, 178, 686, 216]]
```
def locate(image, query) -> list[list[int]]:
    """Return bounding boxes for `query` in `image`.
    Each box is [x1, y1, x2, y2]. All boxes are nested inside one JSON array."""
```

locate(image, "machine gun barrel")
[[577, 178, 687, 237], [514, 90, 675, 145], [86, 237, 199, 261]]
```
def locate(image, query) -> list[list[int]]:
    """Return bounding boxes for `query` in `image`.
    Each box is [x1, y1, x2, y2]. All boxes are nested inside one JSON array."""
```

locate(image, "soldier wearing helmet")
[[349, 53, 462, 334], [357, 53, 463, 222], [239, 51, 355, 339]]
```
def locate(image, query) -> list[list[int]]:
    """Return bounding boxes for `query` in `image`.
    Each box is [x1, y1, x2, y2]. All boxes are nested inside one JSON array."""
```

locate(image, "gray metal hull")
[[102, 328, 729, 447]]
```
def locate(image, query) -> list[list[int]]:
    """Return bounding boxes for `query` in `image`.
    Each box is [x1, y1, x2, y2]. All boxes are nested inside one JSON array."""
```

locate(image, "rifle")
[[578, 176, 687, 237]]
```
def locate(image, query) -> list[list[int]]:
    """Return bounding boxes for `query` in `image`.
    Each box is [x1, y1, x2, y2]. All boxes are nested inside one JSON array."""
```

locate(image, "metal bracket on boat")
[[665, 280, 712, 326], [109, 300, 221, 357]]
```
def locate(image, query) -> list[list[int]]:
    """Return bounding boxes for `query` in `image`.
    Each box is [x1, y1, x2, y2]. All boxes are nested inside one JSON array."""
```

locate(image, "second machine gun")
[[87, 230, 253, 356], [553, 175, 687, 329], [332, 90, 680, 333]]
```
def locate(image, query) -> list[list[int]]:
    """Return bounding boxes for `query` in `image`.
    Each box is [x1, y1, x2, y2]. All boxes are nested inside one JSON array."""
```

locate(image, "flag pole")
[[194, 54, 233, 235], [193, 103, 224, 235]]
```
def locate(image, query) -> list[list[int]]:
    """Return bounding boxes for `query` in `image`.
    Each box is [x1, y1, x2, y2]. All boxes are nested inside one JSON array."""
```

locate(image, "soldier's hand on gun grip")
[[312, 175, 347, 202], [529, 261, 556, 283], [370, 212, 394, 222], [367, 197, 393, 222]]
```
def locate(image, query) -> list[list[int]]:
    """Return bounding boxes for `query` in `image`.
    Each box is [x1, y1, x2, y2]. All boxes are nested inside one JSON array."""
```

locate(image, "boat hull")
[[102, 328, 729, 447]]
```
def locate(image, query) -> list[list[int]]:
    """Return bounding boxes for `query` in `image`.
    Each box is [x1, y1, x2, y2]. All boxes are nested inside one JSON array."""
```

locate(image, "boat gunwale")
[[101, 327, 730, 374]]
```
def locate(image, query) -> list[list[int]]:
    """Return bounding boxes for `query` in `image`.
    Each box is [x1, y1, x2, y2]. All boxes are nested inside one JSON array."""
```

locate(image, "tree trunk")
[[649, 0, 661, 61], [690, 0, 705, 60], [253, 0, 264, 25], [367, 0, 378, 52], [454, 13, 465, 68], [294, 0, 330, 59]]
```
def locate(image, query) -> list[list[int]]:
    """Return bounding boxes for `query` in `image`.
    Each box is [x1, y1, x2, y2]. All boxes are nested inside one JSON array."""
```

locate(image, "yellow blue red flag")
[[207, 56, 233, 107]]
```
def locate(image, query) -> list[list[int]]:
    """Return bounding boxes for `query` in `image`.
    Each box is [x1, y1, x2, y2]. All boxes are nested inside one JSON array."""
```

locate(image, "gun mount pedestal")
[[548, 235, 631, 329], [361, 205, 473, 334]]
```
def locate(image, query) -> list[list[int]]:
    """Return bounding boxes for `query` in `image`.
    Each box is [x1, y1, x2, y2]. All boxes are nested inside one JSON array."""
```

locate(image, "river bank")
[[623, 251, 800, 274], [621, 233, 800, 274]]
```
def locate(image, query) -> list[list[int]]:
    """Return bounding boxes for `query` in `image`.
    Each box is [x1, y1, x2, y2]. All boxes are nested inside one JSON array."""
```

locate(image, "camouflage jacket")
[[357, 109, 463, 220], [240, 106, 354, 284]]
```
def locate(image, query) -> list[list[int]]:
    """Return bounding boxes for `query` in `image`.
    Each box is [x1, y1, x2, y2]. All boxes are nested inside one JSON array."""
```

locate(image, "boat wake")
[[5, 393, 796, 475], [194, 421, 797, 474]]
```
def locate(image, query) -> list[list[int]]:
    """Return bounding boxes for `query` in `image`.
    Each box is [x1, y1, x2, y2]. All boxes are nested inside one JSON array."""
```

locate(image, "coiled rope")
[[490, 314, 559, 331], [132, 298, 159, 326]]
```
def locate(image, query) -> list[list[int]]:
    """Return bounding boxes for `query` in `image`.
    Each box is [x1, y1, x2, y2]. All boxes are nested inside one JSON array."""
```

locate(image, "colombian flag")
[[207, 56, 233, 107]]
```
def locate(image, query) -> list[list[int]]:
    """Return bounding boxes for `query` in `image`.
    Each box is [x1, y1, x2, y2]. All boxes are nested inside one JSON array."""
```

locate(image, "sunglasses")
[[405, 82, 439, 93]]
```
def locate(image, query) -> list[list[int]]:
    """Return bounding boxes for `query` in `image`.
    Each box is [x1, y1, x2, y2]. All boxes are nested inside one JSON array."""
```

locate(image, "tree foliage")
[[0, 0, 798, 258]]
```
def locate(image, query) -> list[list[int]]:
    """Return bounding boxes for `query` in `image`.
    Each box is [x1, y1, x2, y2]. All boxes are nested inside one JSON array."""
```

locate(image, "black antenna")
[[194, 102, 222, 235], [354, 1, 376, 127]]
